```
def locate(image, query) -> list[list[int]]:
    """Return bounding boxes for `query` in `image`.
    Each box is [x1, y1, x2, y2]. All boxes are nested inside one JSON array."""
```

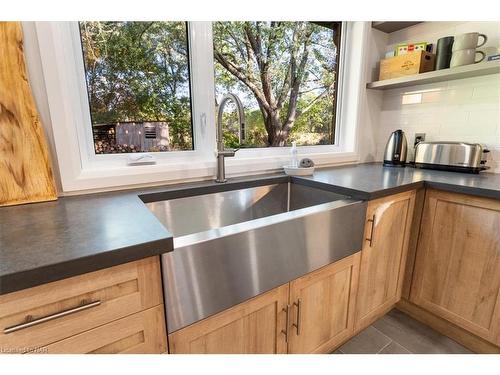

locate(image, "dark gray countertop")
[[298, 163, 500, 200], [0, 191, 173, 295], [1, 162, 498, 295]]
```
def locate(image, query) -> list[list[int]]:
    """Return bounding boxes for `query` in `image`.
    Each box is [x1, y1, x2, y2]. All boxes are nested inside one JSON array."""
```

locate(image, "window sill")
[[61, 151, 359, 194]]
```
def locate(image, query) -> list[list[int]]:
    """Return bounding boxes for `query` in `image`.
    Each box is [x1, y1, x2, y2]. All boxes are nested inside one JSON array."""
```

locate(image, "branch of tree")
[[297, 85, 333, 117], [298, 85, 328, 95], [284, 26, 312, 130], [244, 24, 262, 66], [243, 23, 276, 108], [214, 50, 272, 113], [136, 22, 154, 42], [276, 67, 291, 110], [225, 26, 248, 63]]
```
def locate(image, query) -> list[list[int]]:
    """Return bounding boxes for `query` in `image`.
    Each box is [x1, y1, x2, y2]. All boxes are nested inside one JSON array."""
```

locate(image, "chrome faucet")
[[215, 93, 246, 183]]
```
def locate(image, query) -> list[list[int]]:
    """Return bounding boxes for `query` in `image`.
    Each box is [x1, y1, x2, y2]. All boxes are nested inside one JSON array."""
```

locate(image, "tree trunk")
[[270, 129, 290, 146], [264, 110, 288, 146]]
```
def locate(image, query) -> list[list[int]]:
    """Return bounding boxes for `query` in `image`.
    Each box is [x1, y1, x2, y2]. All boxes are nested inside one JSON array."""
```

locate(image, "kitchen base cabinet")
[[0, 256, 164, 353], [168, 284, 289, 354], [354, 190, 416, 332], [287, 253, 360, 354], [168, 253, 362, 354], [410, 190, 500, 347]]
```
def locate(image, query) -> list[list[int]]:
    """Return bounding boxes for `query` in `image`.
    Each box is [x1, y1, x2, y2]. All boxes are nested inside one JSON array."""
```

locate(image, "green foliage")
[[213, 21, 340, 147], [79, 21, 193, 150]]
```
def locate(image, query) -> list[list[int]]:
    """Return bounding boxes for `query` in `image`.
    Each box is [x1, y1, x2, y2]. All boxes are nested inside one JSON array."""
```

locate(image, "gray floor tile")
[[337, 326, 392, 354], [378, 341, 411, 354], [372, 309, 472, 354]]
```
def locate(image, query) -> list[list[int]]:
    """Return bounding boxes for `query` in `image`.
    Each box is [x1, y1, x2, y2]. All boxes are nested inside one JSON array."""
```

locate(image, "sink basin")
[[143, 180, 367, 332], [146, 182, 350, 241]]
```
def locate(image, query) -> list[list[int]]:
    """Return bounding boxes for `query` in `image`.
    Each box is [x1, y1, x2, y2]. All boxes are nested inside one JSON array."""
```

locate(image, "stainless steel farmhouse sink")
[[142, 179, 367, 333]]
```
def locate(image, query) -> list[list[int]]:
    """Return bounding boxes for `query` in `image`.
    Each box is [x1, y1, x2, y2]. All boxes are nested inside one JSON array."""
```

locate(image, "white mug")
[[450, 49, 486, 68], [452, 32, 487, 51]]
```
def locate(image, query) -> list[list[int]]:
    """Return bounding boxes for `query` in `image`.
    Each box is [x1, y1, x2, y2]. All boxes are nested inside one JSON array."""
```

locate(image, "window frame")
[[212, 21, 343, 151], [78, 21, 196, 154], [65, 21, 215, 167], [223, 21, 347, 157], [33, 21, 367, 193]]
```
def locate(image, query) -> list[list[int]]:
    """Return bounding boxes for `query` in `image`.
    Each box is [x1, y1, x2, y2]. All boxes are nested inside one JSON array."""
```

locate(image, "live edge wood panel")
[[0, 22, 57, 206], [168, 253, 361, 354], [410, 189, 500, 346], [354, 190, 416, 332], [0, 257, 165, 353]]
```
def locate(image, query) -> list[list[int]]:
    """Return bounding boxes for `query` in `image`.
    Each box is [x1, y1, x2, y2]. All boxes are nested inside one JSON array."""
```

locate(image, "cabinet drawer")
[[0, 257, 162, 353], [40, 306, 167, 354]]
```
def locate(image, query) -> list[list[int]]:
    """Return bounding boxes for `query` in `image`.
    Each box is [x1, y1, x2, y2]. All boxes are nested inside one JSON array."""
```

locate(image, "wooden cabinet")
[[41, 306, 166, 354], [410, 189, 500, 346], [169, 284, 289, 354], [354, 190, 416, 332], [169, 253, 361, 354], [287, 253, 360, 354], [0, 257, 165, 353]]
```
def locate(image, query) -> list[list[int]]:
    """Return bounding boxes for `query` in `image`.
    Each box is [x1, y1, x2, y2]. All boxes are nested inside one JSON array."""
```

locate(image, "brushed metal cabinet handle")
[[292, 299, 302, 335], [365, 214, 376, 247], [3, 300, 101, 334], [281, 304, 290, 342]]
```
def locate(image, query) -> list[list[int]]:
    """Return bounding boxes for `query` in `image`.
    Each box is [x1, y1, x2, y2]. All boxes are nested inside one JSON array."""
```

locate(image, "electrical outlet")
[[414, 133, 426, 146]]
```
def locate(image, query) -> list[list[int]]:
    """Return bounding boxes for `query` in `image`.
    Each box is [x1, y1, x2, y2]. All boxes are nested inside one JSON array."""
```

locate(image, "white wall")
[[367, 22, 500, 173], [356, 27, 388, 163], [22, 22, 63, 191]]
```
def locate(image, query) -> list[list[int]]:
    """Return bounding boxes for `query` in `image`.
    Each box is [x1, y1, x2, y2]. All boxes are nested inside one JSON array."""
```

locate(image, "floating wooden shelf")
[[367, 60, 500, 90], [372, 22, 422, 34]]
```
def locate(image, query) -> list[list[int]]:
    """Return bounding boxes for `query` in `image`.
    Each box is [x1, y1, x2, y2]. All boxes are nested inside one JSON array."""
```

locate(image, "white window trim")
[[33, 21, 369, 193]]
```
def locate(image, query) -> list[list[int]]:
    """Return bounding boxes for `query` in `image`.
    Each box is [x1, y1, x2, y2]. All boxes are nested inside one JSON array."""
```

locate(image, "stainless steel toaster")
[[414, 142, 490, 173]]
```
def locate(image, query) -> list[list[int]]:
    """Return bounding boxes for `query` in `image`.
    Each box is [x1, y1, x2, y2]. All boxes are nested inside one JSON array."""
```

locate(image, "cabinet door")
[[410, 190, 500, 346], [168, 284, 289, 353], [287, 253, 361, 354], [354, 190, 416, 332]]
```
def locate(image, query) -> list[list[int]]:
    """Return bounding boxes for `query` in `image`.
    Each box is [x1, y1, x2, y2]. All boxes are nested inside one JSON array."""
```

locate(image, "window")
[[34, 21, 366, 192], [213, 21, 342, 149], [79, 21, 193, 154]]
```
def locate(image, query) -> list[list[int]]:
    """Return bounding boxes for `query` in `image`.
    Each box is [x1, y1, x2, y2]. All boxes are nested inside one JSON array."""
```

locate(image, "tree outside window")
[[213, 21, 342, 148], [79, 21, 193, 154]]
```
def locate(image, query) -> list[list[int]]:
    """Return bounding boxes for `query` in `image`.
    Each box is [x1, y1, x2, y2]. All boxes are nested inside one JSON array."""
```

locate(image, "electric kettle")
[[383, 129, 408, 167]]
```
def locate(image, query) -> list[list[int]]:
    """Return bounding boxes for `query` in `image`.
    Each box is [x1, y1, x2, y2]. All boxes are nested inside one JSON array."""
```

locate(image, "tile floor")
[[334, 309, 472, 354]]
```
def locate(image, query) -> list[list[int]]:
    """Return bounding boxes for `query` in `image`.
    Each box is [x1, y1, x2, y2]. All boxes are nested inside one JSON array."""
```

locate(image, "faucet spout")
[[215, 93, 246, 183]]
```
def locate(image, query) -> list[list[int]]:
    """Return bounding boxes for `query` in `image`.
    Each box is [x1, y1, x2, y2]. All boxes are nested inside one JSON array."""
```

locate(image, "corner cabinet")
[[168, 253, 361, 354], [354, 190, 416, 332], [410, 189, 500, 346]]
